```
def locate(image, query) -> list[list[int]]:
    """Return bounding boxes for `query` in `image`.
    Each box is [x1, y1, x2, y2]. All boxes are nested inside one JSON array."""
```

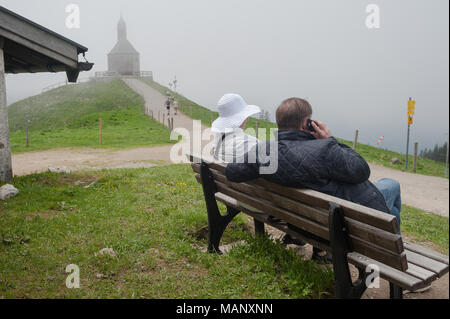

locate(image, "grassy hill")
[[143, 79, 448, 179], [8, 79, 174, 153]]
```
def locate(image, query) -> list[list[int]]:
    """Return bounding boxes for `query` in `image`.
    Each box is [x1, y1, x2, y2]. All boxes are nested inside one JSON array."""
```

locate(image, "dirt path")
[[369, 163, 449, 217]]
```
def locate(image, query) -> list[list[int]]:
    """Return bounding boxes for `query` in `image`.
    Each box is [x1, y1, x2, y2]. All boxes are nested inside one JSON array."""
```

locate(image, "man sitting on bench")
[[225, 97, 403, 261]]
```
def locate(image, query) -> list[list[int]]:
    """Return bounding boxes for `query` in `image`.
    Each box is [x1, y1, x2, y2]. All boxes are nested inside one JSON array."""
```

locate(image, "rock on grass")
[[0, 184, 19, 200]]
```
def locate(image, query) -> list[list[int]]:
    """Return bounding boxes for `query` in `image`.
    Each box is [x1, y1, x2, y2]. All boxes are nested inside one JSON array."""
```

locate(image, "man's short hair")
[[276, 98, 312, 130]]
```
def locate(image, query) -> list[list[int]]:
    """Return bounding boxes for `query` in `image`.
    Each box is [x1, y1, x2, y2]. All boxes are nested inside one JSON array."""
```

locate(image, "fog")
[[2, 0, 449, 153]]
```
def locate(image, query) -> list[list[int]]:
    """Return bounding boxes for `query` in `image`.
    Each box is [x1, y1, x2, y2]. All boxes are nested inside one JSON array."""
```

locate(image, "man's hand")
[[311, 121, 332, 139]]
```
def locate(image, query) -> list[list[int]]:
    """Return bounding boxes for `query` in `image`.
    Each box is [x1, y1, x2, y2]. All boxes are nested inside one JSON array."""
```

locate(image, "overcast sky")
[[2, 0, 449, 153]]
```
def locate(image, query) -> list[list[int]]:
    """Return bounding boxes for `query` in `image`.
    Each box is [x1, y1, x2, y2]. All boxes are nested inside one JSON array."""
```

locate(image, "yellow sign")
[[408, 100, 416, 115], [408, 116, 413, 125]]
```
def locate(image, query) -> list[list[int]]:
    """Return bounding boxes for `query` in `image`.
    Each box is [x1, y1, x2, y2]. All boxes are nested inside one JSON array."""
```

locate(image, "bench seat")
[[214, 191, 448, 292], [189, 156, 449, 298]]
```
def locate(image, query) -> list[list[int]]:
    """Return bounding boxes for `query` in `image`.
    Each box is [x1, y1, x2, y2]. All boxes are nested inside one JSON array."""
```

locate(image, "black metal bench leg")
[[254, 218, 265, 236], [329, 203, 368, 299], [389, 283, 403, 299], [200, 162, 240, 254]]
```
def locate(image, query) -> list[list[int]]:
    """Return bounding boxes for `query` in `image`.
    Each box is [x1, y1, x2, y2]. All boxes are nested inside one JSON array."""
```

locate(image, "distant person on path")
[[174, 99, 179, 116], [225, 98, 402, 262], [165, 97, 171, 116], [211, 93, 261, 163]]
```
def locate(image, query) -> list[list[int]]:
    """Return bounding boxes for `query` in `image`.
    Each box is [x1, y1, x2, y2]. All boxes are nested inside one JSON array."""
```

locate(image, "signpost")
[[405, 98, 416, 170], [99, 118, 103, 145], [26, 119, 30, 147]]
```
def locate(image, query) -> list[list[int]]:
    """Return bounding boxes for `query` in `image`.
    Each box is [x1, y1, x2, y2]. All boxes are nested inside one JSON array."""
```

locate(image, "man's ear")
[[299, 118, 308, 131]]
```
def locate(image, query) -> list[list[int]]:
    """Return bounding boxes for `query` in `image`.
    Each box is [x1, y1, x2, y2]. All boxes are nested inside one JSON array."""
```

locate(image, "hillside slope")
[[8, 79, 173, 153]]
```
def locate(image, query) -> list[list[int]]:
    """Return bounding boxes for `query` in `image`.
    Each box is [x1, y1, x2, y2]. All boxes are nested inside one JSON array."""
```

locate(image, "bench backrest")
[[190, 155, 407, 272]]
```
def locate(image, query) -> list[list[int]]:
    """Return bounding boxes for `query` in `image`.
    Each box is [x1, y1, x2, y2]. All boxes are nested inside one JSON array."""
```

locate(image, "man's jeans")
[[374, 178, 402, 232]]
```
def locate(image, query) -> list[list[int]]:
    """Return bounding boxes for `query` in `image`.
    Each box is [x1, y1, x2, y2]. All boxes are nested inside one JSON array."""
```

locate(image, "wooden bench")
[[189, 155, 449, 299]]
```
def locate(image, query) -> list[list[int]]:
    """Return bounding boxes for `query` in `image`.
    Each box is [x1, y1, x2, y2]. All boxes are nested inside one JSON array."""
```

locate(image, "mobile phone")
[[306, 119, 316, 132]]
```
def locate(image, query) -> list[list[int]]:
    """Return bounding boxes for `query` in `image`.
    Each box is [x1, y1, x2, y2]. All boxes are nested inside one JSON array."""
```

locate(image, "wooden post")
[[99, 118, 103, 145], [353, 130, 359, 151], [163, 114, 165, 128], [413, 142, 418, 173], [26, 120, 29, 147], [0, 41, 13, 182], [210, 111, 213, 124], [256, 121, 259, 139]]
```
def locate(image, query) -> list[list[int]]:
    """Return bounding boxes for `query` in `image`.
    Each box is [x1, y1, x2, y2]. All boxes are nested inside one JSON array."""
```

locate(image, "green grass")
[[401, 205, 449, 250], [0, 165, 334, 299], [144, 79, 448, 178], [8, 79, 174, 153], [337, 138, 448, 179]]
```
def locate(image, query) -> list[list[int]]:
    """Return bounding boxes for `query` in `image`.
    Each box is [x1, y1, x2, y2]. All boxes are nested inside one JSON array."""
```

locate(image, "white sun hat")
[[211, 94, 261, 133]]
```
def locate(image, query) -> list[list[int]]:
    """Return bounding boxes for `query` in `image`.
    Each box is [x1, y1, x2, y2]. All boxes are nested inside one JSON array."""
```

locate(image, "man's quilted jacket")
[[225, 130, 390, 213]]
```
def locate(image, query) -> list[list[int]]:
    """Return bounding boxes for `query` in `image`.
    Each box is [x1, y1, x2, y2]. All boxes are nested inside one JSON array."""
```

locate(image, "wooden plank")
[[406, 263, 437, 283], [189, 156, 399, 234], [215, 180, 331, 240], [346, 219, 403, 254], [350, 237, 407, 271], [210, 168, 329, 226], [253, 178, 399, 234], [347, 252, 426, 291], [404, 242, 449, 265], [405, 249, 449, 277], [211, 182, 406, 271], [193, 164, 403, 254]]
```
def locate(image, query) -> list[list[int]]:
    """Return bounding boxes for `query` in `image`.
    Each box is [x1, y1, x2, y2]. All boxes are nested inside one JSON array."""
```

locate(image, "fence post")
[[445, 135, 449, 178], [413, 142, 418, 173], [26, 119, 29, 147], [353, 130, 359, 150], [191, 105, 193, 118], [99, 118, 103, 145], [158, 111, 160, 123], [211, 111, 213, 124], [256, 121, 259, 139], [171, 118, 174, 132], [163, 114, 165, 128]]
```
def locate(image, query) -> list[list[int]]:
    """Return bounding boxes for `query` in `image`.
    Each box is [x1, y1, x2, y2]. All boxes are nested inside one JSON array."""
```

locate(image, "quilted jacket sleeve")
[[226, 161, 260, 182], [225, 144, 261, 182], [325, 138, 371, 184]]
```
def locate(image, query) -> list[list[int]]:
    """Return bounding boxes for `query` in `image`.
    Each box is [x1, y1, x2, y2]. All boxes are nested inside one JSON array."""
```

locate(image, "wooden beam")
[[0, 8, 80, 63], [0, 28, 78, 69], [0, 44, 13, 181]]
